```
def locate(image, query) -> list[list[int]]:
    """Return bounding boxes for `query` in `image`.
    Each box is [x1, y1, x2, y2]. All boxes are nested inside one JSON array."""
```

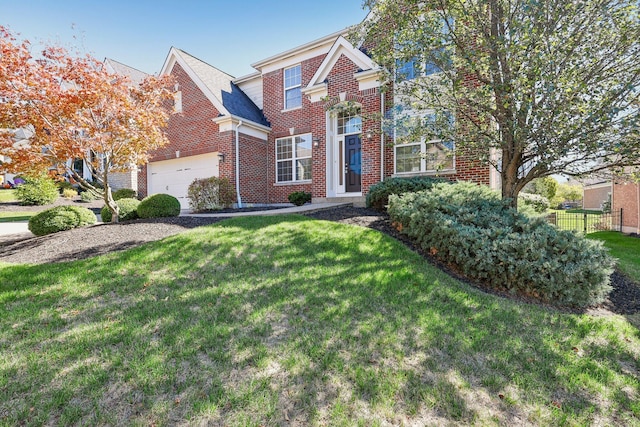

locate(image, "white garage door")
[[148, 153, 220, 209]]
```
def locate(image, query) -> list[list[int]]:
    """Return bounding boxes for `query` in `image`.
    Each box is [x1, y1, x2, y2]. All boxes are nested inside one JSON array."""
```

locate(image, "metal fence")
[[546, 209, 623, 233]]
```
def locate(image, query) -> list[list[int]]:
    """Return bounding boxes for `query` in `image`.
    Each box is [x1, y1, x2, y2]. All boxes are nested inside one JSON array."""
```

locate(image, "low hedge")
[[388, 182, 613, 307], [187, 177, 235, 212], [137, 193, 181, 218], [28, 205, 97, 236], [366, 176, 450, 211], [101, 198, 140, 222]]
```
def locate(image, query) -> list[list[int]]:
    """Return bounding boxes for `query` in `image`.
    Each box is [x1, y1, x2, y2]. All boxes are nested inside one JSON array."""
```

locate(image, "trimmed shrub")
[[388, 182, 614, 307], [112, 188, 137, 201], [15, 176, 59, 206], [187, 176, 235, 212], [62, 188, 78, 199], [288, 191, 312, 206], [137, 193, 181, 218], [518, 192, 550, 214], [56, 180, 74, 194], [100, 198, 140, 222], [366, 176, 450, 211], [28, 205, 96, 236], [80, 190, 101, 202]]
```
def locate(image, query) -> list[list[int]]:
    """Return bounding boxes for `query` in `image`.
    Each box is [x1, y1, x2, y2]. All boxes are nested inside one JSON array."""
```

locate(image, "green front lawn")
[[589, 231, 640, 282], [0, 189, 17, 202], [0, 211, 35, 222], [1, 215, 639, 426]]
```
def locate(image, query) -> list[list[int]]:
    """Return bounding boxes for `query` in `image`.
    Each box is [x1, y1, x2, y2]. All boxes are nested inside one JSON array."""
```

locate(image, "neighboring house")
[[583, 180, 611, 211], [140, 23, 499, 209], [583, 178, 640, 234]]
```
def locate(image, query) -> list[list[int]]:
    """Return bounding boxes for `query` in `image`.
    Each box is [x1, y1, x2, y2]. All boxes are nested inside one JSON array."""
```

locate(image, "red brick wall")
[[263, 55, 324, 203], [613, 180, 639, 233], [136, 58, 272, 205], [238, 133, 269, 204], [262, 52, 384, 203], [583, 185, 611, 210]]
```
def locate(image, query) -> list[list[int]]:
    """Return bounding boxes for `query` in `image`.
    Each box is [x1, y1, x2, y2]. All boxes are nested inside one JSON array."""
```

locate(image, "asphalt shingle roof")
[[174, 49, 269, 127], [103, 58, 149, 85]]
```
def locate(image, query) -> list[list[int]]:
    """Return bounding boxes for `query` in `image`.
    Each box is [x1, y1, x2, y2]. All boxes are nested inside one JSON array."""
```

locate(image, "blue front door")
[[345, 134, 361, 193]]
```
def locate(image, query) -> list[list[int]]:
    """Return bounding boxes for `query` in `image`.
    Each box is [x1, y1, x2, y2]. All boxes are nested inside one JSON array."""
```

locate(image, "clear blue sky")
[[0, 0, 369, 77]]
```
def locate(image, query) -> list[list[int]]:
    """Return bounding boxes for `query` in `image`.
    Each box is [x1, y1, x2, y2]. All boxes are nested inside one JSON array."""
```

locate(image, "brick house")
[[584, 178, 640, 234], [139, 26, 499, 209]]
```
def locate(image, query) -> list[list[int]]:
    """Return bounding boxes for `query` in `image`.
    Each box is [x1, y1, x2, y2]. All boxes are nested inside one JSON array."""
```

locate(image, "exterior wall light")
[[218, 152, 225, 162]]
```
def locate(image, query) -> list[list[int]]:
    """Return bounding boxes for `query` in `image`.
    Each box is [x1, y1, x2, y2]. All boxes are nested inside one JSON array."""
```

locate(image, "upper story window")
[[284, 65, 302, 110], [396, 17, 454, 82], [276, 133, 312, 183]]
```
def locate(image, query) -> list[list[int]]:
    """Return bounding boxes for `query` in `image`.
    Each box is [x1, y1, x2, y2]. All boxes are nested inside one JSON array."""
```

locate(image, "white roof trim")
[[305, 36, 379, 90], [233, 71, 261, 85], [159, 47, 230, 117], [212, 115, 271, 132], [251, 28, 347, 70]]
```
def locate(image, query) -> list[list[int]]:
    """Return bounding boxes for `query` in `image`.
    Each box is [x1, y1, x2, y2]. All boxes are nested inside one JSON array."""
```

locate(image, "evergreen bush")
[[137, 193, 181, 218], [14, 176, 59, 206], [288, 191, 312, 206], [366, 176, 450, 211], [388, 182, 613, 307], [112, 188, 137, 201], [28, 205, 96, 236], [100, 198, 140, 222], [187, 176, 235, 212]]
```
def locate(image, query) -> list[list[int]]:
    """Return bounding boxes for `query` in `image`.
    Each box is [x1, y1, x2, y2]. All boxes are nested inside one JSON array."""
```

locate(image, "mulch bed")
[[1, 203, 638, 316]]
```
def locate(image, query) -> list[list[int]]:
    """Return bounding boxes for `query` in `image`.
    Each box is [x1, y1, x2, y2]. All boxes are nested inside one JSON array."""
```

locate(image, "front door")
[[345, 134, 361, 193]]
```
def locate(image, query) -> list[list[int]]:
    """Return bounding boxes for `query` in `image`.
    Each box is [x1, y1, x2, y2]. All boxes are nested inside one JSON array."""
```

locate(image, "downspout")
[[380, 90, 385, 182], [235, 120, 243, 208]]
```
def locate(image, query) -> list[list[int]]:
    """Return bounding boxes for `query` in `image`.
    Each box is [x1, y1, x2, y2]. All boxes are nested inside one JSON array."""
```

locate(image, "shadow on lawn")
[[1, 214, 638, 425]]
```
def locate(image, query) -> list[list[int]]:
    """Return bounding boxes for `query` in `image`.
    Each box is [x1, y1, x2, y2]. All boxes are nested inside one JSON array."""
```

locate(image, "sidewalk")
[[181, 202, 351, 218], [0, 202, 352, 238]]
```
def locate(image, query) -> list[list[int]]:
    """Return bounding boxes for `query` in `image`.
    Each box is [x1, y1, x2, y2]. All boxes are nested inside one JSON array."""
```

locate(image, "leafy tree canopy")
[[356, 0, 640, 206], [0, 26, 175, 221]]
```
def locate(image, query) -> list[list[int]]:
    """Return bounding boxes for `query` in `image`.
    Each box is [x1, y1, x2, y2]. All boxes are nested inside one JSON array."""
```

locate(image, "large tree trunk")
[[501, 170, 521, 210], [102, 170, 119, 223]]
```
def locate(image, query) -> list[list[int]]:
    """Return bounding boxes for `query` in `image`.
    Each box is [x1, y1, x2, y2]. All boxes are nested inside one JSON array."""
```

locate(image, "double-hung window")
[[276, 133, 312, 182], [394, 112, 455, 173], [284, 65, 302, 110]]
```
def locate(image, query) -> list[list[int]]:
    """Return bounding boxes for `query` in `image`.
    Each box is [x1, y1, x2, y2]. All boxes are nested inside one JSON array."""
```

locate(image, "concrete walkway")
[[0, 202, 352, 237]]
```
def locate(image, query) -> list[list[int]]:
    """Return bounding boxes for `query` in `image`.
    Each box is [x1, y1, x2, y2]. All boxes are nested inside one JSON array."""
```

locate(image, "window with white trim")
[[276, 133, 312, 182], [284, 65, 302, 109], [394, 112, 455, 173]]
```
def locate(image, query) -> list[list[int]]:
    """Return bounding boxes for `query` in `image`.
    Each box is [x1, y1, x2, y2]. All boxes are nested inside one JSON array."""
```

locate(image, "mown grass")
[[0, 211, 35, 222], [0, 189, 16, 203], [1, 215, 639, 426], [589, 231, 640, 282]]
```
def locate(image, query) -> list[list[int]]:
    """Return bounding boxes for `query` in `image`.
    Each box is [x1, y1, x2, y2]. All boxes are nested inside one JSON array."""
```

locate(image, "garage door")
[[148, 153, 220, 209]]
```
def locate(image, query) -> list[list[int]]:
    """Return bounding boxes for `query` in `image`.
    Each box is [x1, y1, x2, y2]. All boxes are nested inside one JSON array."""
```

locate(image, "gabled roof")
[[306, 36, 379, 89], [160, 48, 269, 127], [103, 58, 149, 85]]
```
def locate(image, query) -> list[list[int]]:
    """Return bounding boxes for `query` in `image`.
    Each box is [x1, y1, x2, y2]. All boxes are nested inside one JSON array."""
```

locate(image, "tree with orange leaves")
[[0, 26, 174, 222]]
